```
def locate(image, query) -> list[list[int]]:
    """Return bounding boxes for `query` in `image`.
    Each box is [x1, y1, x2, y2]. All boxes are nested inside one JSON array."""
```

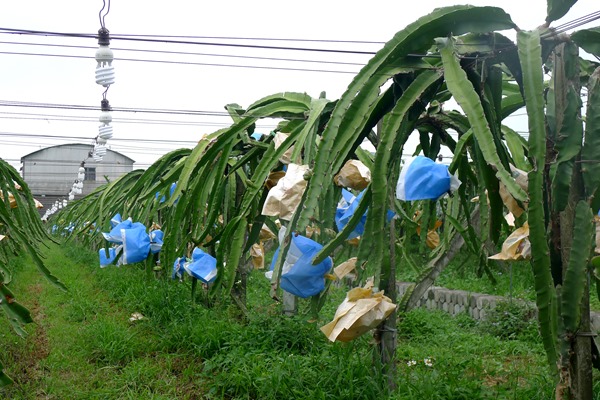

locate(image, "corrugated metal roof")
[[20, 143, 135, 164]]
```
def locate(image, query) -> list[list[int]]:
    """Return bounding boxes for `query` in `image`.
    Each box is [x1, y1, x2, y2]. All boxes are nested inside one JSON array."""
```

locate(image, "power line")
[[0, 111, 279, 128], [0, 51, 359, 74], [0, 131, 201, 144], [0, 27, 378, 55], [0, 99, 281, 117], [104, 33, 386, 45], [0, 40, 368, 67], [0, 138, 178, 154], [4, 157, 152, 167], [541, 10, 600, 37]]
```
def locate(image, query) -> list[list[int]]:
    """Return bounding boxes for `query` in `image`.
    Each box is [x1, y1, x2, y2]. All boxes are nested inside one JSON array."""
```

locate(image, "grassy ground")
[[0, 240, 588, 399]]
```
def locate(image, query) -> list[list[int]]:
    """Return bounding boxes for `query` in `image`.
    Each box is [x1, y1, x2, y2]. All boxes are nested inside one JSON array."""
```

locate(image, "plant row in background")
[[3, 1, 600, 397]]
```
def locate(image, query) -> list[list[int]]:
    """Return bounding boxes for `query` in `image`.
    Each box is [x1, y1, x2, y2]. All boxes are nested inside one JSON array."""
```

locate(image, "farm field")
[[1, 2, 600, 398], [1, 241, 586, 400]]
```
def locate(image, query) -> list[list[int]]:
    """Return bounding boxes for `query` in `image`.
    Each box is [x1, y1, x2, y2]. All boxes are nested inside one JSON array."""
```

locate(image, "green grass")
[[0, 240, 590, 399]]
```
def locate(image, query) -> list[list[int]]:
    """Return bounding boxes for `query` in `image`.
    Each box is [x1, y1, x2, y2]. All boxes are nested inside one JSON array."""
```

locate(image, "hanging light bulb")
[[98, 124, 113, 140], [94, 144, 107, 156], [95, 27, 115, 87], [98, 99, 114, 141], [76, 181, 84, 190], [78, 171, 86, 181], [68, 194, 75, 201], [62, 199, 68, 207]]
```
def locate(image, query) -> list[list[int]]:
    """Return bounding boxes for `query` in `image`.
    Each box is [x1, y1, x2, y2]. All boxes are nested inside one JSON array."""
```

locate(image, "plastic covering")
[[99, 247, 119, 268], [335, 189, 367, 239], [267, 227, 333, 298], [396, 156, 461, 201], [156, 182, 177, 204], [183, 247, 218, 284], [99, 214, 159, 266], [149, 230, 164, 254]]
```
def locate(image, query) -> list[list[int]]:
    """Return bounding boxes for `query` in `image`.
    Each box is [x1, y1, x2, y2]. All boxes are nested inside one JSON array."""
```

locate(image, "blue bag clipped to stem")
[[172, 257, 186, 280], [99, 214, 153, 266], [121, 226, 151, 264], [268, 228, 333, 298], [110, 213, 122, 228], [335, 189, 367, 239], [183, 247, 218, 284], [99, 246, 119, 268], [335, 189, 395, 239], [149, 230, 164, 254], [396, 156, 461, 201], [155, 182, 177, 204]]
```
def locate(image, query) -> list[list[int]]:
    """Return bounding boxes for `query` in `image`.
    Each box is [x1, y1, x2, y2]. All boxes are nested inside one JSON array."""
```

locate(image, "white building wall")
[[21, 144, 134, 202]]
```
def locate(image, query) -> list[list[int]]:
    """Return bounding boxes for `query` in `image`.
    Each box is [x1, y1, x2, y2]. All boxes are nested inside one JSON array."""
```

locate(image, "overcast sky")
[[0, 0, 597, 171]]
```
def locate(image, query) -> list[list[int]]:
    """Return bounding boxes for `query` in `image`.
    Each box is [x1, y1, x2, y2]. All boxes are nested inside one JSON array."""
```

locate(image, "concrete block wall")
[[396, 282, 600, 331]]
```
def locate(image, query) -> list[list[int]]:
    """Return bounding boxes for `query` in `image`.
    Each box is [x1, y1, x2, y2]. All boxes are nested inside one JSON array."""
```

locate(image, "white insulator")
[[68, 194, 75, 201], [78, 167, 85, 174], [99, 111, 112, 125], [78, 172, 85, 181], [95, 65, 115, 87], [96, 137, 107, 146], [99, 124, 113, 139], [62, 199, 68, 206], [93, 154, 103, 162], [75, 187, 82, 195], [95, 145, 107, 156], [76, 181, 84, 190]]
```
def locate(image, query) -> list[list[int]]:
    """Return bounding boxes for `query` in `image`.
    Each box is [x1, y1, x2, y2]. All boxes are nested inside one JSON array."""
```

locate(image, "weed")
[[479, 300, 539, 341]]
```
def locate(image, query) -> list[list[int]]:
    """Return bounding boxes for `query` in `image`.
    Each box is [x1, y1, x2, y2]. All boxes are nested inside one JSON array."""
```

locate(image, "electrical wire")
[[0, 99, 308, 119], [0, 111, 279, 128], [98, 0, 111, 28], [0, 27, 378, 55], [0, 131, 202, 144], [104, 33, 386, 45], [541, 10, 600, 38], [0, 50, 360, 74], [0, 40, 368, 67]]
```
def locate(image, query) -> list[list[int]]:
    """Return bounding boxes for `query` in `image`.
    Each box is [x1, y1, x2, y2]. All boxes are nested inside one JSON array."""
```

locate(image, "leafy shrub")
[[480, 300, 538, 341], [397, 308, 450, 340]]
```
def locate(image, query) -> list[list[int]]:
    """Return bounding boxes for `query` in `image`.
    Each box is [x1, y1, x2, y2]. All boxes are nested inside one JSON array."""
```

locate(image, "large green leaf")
[[561, 201, 594, 333], [502, 125, 530, 171], [295, 5, 516, 230], [546, 0, 578, 24], [518, 29, 559, 374], [0, 360, 12, 387], [440, 37, 527, 202], [549, 42, 583, 212], [571, 27, 600, 57], [582, 67, 600, 198]]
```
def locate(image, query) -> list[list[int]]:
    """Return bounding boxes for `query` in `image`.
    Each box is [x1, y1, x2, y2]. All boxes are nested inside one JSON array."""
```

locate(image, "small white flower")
[[407, 360, 417, 367], [423, 357, 433, 367]]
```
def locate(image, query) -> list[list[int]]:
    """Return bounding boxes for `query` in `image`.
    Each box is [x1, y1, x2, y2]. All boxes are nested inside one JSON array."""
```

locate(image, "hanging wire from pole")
[[98, 0, 111, 29], [44, 0, 117, 220]]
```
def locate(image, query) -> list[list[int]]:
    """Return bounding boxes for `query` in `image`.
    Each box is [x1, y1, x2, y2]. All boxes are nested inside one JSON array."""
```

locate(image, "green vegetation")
[[0, 242, 572, 399], [2, 1, 600, 397]]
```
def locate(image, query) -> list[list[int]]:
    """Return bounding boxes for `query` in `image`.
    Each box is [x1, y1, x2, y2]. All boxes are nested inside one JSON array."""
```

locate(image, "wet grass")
[[0, 241, 587, 399]]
